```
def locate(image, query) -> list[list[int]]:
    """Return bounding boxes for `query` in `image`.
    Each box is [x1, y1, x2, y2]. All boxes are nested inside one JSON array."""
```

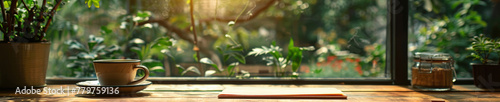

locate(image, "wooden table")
[[1, 84, 499, 101]]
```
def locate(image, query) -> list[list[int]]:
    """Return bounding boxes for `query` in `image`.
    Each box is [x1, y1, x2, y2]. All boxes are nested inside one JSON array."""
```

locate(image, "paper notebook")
[[218, 87, 347, 99]]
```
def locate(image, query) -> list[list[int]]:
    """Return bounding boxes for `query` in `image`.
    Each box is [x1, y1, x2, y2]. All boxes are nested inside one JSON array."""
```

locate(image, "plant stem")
[[274, 58, 281, 77], [0, 0, 6, 37], [224, 0, 250, 41], [42, 0, 62, 40], [214, 0, 217, 22], [20, 0, 31, 12], [6, 0, 18, 42], [0, 0, 5, 22], [35, 0, 47, 39], [233, 0, 250, 24], [189, 0, 202, 76]]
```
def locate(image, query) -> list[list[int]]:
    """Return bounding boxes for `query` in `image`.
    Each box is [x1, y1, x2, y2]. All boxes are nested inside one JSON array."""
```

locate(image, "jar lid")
[[414, 52, 452, 61]]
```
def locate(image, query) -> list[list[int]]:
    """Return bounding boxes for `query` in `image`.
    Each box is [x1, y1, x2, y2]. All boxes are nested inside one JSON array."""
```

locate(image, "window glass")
[[46, 0, 387, 78], [409, 0, 498, 78]]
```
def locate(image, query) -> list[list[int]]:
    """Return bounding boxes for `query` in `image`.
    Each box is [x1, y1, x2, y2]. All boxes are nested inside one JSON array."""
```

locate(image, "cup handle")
[[129, 65, 149, 85]]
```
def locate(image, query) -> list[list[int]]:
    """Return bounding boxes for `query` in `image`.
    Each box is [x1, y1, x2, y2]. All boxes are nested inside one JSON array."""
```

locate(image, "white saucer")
[[76, 80, 152, 94]]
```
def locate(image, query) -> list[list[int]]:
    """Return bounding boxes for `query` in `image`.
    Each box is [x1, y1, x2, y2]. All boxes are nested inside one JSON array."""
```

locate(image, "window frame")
[[46, 0, 475, 85], [388, 0, 409, 85]]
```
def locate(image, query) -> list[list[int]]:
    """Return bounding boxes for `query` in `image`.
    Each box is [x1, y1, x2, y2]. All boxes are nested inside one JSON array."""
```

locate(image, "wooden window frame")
[[47, 0, 474, 85]]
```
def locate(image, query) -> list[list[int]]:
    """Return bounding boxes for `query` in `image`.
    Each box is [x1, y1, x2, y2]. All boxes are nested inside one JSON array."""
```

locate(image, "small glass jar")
[[411, 52, 456, 91]]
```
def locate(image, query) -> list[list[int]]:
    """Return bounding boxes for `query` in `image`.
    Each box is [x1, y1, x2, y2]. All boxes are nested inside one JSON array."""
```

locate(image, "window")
[[408, 0, 497, 80], [45, 0, 390, 83]]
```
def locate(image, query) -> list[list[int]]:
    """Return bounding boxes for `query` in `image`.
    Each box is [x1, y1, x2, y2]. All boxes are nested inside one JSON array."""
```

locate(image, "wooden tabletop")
[[1, 84, 499, 102]]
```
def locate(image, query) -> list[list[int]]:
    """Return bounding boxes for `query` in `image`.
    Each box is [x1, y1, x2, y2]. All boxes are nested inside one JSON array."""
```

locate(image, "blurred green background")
[[409, 0, 497, 78], [44, 0, 498, 78]]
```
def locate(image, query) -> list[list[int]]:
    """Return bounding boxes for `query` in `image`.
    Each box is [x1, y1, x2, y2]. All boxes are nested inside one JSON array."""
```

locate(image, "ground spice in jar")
[[411, 67, 453, 88]]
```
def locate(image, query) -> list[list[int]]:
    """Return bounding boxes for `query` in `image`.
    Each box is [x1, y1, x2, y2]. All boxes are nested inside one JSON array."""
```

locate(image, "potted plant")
[[248, 38, 314, 77], [469, 34, 500, 89], [0, 0, 92, 89]]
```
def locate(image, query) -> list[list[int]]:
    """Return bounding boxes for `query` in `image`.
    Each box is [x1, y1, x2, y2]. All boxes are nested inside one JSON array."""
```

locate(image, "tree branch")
[[36, 0, 47, 40], [198, 0, 277, 23], [135, 0, 278, 73], [21, 0, 31, 12], [138, 0, 276, 27], [0, 0, 5, 35], [0, 0, 6, 22], [41, 0, 62, 40], [41, 0, 47, 10], [0, 0, 9, 41], [189, 0, 205, 74], [153, 20, 222, 72], [155, 20, 193, 42], [5, 0, 18, 41]]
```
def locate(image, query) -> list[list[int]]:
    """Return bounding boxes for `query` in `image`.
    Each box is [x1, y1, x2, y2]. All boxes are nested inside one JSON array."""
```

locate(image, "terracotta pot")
[[471, 63, 500, 89], [0, 42, 50, 89]]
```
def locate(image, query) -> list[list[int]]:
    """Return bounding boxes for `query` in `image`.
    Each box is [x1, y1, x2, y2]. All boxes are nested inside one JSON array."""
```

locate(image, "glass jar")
[[411, 52, 456, 91]]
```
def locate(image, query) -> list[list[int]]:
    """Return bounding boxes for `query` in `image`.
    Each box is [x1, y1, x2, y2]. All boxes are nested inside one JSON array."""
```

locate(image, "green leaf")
[[247, 47, 265, 56], [200, 58, 219, 71], [205, 70, 216, 77], [247, 45, 282, 56], [65, 40, 86, 51], [291, 51, 302, 72], [286, 38, 306, 72], [227, 62, 239, 70], [150, 66, 165, 73], [286, 39, 298, 63], [238, 70, 251, 78], [93, 0, 101, 8], [227, 21, 235, 27], [136, 11, 152, 18], [161, 49, 174, 59], [85, 0, 100, 8], [105, 45, 120, 52], [230, 45, 244, 51], [26, 0, 34, 6], [3, 1, 10, 8], [66, 62, 83, 69], [151, 37, 174, 49], [100, 26, 113, 35], [129, 38, 145, 45], [270, 50, 283, 60], [193, 53, 198, 62], [231, 53, 246, 64], [176, 64, 185, 75], [92, 45, 105, 53], [226, 62, 239, 76], [223, 54, 230, 61], [225, 44, 233, 50], [216, 46, 224, 54], [299, 46, 315, 51], [85, 0, 91, 7], [181, 66, 201, 76], [77, 52, 97, 60], [88, 35, 103, 51], [131, 47, 143, 60], [141, 59, 163, 69]]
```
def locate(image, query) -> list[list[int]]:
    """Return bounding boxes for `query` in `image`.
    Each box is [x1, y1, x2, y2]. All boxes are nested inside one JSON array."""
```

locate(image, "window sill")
[[46, 77, 474, 85], [47, 77, 392, 84]]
